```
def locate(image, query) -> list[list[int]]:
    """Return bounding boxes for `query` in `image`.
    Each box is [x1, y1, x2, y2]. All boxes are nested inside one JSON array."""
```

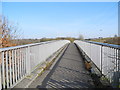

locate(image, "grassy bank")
[[90, 37, 120, 45]]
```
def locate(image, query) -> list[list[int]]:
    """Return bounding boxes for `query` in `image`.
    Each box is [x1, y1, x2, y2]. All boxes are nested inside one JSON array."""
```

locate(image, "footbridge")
[[0, 40, 119, 89]]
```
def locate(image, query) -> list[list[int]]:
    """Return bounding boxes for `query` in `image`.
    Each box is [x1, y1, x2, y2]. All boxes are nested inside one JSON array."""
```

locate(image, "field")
[[90, 37, 120, 45]]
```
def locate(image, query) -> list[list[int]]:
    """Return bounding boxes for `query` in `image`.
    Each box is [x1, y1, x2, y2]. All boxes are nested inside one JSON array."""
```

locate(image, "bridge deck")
[[29, 43, 94, 88]]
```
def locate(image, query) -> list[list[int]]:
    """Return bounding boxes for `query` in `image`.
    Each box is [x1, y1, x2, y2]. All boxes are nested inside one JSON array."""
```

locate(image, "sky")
[[1, 2, 118, 39], [1, 0, 120, 2]]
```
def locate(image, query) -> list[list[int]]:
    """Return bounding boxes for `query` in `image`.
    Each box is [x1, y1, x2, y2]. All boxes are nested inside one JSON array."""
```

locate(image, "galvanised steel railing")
[[0, 40, 70, 89], [74, 40, 120, 87]]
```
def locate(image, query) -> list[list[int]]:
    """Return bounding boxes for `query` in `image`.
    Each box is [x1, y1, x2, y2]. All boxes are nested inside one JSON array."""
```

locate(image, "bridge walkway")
[[29, 43, 94, 88]]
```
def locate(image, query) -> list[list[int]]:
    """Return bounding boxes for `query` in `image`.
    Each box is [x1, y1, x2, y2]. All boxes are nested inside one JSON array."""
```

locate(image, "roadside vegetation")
[[13, 37, 76, 45], [0, 16, 21, 48], [89, 37, 120, 45], [14, 36, 84, 45]]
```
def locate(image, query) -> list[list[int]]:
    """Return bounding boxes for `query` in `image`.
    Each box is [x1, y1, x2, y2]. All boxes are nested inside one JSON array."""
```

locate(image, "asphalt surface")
[[29, 43, 94, 88]]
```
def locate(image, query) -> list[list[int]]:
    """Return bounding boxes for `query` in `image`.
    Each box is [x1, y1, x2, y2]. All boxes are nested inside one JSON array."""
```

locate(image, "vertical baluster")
[[113, 48, 116, 72], [17, 49, 20, 80], [106, 47, 109, 78], [107, 47, 109, 80], [20, 49, 22, 79], [109, 47, 111, 83], [100, 45, 103, 73], [0, 57, 2, 90], [20, 48, 22, 78], [2, 52, 5, 88], [24, 48, 25, 76], [26, 46, 30, 75], [118, 49, 120, 87], [6, 51, 9, 88], [14, 50, 17, 82], [21, 48, 24, 77], [21, 48, 23, 77], [24, 48, 26, 75], [12, 50, 15, 84], [115, 49, 117, 72], [9, 51, 12, 87], [23, 48, 25, 76], [117, 49, 119, 71], [110, 47, 112, 83]]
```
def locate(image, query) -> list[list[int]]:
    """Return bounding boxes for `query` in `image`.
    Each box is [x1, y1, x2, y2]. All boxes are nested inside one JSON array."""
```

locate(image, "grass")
[[90, 37, 120, 45]]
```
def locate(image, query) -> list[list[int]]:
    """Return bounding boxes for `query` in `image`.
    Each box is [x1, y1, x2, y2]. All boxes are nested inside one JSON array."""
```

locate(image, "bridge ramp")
[[29, 43, 94, 88]]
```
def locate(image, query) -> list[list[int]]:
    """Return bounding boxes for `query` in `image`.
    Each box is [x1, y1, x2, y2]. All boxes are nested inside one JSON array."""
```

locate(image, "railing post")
[[117, 49, 120, 87], [26, 46, 31, 75], [100, 45, 103, 74], [0, 64, 1, 90]]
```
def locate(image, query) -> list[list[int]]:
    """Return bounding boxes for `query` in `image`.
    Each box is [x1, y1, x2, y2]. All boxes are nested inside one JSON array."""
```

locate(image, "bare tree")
[[0, 15, 2, 48], [0, 16, 20, 48], [79, 34, 84, 40], [114, 34, 117, 37]]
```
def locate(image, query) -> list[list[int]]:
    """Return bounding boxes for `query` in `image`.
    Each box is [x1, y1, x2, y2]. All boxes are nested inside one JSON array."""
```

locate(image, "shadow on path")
[[37, 43, 94, 88]]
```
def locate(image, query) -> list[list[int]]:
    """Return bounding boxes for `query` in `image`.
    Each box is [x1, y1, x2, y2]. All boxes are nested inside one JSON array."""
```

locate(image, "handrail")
[[0, 40, 57, 52], [83, 40, 120, 49], [0, 40, 70, 89], [74, 40, 120, 88]]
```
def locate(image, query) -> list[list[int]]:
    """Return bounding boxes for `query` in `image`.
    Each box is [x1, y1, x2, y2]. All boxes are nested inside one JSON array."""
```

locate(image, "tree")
[[114, 34, 117, 37], [0, 16, 2, 48], [79, 34, 84, 40], [0, 16, 20, 48]]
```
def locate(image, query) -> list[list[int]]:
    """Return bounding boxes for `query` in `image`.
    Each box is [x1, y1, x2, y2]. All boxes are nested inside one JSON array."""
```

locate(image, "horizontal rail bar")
[[0, 40, 57, 52], [83, 40, 120, 49]]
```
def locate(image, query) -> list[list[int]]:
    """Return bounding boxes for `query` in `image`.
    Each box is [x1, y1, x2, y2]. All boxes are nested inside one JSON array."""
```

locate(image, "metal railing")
[[0, 40, 70, 89], [74, 40, 120, 87]]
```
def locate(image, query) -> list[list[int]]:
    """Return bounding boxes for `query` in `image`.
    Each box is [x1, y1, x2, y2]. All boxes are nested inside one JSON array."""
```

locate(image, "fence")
[[74, 40, 120, 87], [0, 40, 70, 89]]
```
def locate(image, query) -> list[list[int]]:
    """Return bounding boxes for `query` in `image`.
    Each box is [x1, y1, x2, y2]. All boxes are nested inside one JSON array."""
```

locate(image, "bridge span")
[[0, 40, 119, 89]]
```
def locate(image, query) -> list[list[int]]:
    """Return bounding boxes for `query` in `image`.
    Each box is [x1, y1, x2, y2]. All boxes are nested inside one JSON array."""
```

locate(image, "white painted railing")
[[0, 40, 70, 89], [74, 40, 120, 87]]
